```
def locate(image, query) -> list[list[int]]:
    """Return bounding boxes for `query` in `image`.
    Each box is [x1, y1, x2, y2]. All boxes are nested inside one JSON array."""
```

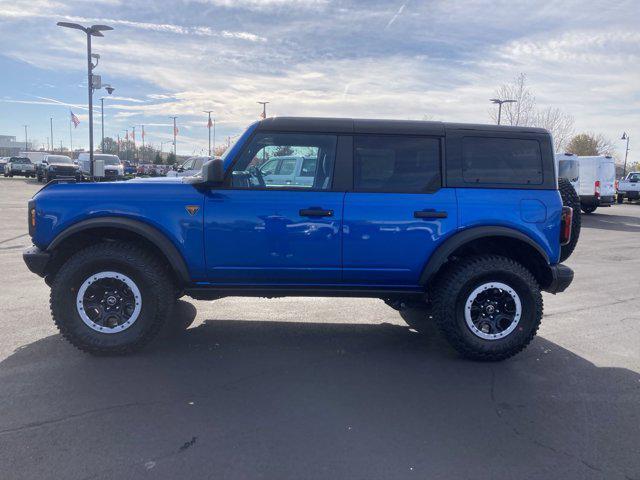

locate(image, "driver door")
[[203, 132, 344, 284]]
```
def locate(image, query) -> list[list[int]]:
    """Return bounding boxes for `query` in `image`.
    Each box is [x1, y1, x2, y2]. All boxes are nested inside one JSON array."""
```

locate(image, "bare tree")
[[490, 73, 576, 152], [534, 107, 575, 152], [489, 73, 537, 126]]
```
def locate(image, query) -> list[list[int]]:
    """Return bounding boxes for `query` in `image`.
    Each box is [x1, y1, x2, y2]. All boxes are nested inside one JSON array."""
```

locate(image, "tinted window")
[[46, 155, 72, 164], [300, 158, 317, 177], [278, 157, 296, 176], [462, 137, 542, 185], [354, 136, 441, 192], [559, 159, 579, 182], [231, 133, 337, 190], [193, 157, 206, 171]]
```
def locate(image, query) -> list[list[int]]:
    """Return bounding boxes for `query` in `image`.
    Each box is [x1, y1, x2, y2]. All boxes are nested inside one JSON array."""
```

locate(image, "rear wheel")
[[581, 204, 597, 214], [50, 242, 173, 355], [432, 255, 542, 361], [558, 178, 581, 262]]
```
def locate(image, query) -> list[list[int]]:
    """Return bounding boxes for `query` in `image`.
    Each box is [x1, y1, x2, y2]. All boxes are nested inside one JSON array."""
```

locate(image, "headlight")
[[48, 165, 55, 171]]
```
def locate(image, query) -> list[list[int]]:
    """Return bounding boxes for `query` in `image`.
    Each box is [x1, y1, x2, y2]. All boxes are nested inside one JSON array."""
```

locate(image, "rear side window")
[[462, 137, 542, 185], [354, 136, 441, 192]]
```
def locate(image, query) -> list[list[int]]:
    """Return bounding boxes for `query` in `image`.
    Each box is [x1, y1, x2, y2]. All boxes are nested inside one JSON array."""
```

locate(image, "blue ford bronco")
[[23, 117, 577, 360]]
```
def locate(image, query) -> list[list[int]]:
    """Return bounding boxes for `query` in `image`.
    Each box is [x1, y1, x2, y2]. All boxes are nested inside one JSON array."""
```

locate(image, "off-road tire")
[[432, 255, 543, 361], [581, 204, 597, 214], [558, 178, 581, 262], [50, 241, 174, 355]]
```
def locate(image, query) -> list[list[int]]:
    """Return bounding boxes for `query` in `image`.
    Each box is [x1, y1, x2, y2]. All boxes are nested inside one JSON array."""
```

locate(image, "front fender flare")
[[47, 216, 191, 285]]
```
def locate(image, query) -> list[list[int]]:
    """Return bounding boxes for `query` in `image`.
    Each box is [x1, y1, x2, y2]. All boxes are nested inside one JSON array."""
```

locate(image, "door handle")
[[414, 210, 448, 219], [300, 208, 334, 217]]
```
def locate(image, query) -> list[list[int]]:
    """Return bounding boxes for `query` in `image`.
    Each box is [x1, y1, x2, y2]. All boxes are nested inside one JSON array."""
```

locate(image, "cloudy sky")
[[0, 0, 638, 159]]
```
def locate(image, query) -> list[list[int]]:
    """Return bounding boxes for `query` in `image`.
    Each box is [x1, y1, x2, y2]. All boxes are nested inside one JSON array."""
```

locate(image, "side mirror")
[[201, 158, 225, 185]]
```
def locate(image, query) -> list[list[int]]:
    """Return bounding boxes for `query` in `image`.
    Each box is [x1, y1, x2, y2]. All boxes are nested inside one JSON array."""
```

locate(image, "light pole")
[[130, 125, 136, 160], [170, 116, 178, 157], [23, 125, 28, 150], [258, 101, 269, 119], [57, 22, 113, 178], [203, 111, 214, 157], [621, 132, 631, 178], [490, 98, 517, 125], [50, 117, 54, 152]]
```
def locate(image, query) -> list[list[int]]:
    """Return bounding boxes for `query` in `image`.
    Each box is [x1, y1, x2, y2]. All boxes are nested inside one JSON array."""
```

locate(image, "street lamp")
[[170, 116, 178, 156], [56, 21, 113, 178], [257, 101, 269, 119], [23, 125, 28, 151], [100, 84, 115, 153], [621, 132, 631, 178], [490, 98, 517, 125], [203, 110, 215, 157]]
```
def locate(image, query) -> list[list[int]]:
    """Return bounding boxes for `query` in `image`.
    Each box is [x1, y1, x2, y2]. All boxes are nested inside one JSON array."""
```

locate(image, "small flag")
[[174, 126, 179, 136], [207, 117, 213, 128], [70, 110, 80, 128], [259, 111, 266, 119]]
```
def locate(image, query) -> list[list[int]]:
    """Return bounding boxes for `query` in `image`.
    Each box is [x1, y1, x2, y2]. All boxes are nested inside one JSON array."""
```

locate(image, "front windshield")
[[628, 173, 640, 181], [94, 154, 121, 166], [11, 157, 31, 163], [47, 155, 72, 164]]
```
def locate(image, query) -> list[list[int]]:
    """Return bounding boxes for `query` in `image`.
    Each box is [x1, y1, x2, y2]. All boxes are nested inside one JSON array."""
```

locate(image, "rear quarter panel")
[[456, 188, 562, 264], [32, 181, 207, 279]]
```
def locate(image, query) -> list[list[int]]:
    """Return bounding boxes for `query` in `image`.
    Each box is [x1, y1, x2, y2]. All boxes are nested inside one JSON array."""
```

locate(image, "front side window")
[[354, 136, 441, 192], [462, 137, 543, 185], [230, 133, 337, 190]]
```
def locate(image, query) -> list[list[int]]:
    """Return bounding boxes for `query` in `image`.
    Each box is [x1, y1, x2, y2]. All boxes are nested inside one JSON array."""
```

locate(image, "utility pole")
[[621, 132, 631, 178], [257, 101, 269, 119], [140, 125, 145, 162], [203, 111, 213, 157], [50, 117, 54, 152], [23, 125, 28, 150], [170, 116, 178, 157], [117, 133, 120, 156]]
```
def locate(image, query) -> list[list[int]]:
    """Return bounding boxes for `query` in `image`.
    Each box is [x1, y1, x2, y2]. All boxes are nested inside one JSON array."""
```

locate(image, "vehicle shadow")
[[1, 313, 638, 480], [581, 209, 640, 232]]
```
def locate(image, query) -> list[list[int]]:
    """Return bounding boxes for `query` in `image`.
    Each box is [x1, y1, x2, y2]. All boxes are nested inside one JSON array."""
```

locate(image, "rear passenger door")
[[342, 135, 457, 286]]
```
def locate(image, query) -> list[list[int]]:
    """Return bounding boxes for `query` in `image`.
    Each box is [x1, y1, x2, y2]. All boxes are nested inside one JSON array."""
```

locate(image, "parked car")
[[23, 117, 576, 361], [36, 154, 80, 183], [4, 156, 36, 177], [556, 153, 579, 192], [574, 155, 616, 214], [166, 156, 210, 177], [123, 161, 137, 176], [617, 171, 640, 203], [256, 155, 317, 187], [77, 153, 124, 180], [0, 157, 8, 175]]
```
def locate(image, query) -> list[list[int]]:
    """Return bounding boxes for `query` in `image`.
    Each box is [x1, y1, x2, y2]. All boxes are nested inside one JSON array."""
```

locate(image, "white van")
[[576, 155, 616, 214], [77, 153, 124, 180]]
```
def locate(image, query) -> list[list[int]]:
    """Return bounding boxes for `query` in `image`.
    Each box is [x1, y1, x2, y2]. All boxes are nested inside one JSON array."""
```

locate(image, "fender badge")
[[185, 205, 200, 216]]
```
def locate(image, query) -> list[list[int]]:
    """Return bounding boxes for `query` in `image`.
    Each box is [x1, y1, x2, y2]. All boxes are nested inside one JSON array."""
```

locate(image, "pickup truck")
[[617, 172, 640, 203], [4, 157, 36, 177], [23, 117, 576, 361]]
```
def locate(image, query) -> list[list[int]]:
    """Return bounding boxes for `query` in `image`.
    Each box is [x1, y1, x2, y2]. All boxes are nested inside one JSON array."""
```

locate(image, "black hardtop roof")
[[256, 117, 548, 135]]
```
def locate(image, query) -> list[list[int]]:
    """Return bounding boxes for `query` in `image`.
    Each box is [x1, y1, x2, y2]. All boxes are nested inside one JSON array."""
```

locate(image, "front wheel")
[[432, 255, 543, 361], [50, 242, 174, 354]]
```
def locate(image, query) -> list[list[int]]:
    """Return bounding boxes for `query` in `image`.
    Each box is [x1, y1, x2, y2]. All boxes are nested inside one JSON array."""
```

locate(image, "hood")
[[127, 176, 184, 183]]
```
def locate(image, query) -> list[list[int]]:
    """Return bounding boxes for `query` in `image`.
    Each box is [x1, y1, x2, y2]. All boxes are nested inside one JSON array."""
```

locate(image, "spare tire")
[[558, 178, 581, 262]]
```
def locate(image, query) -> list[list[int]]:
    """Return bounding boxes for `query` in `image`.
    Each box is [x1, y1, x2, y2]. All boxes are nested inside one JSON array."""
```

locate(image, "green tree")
[[154, 152, 163, 165], [101, 137, 118, 154], [167, 152, 176, 165], [566, 133, 614, 156]]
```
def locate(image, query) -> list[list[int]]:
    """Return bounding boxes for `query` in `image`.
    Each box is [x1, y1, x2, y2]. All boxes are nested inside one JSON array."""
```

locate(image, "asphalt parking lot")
[[0, 177, 639, 480]]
